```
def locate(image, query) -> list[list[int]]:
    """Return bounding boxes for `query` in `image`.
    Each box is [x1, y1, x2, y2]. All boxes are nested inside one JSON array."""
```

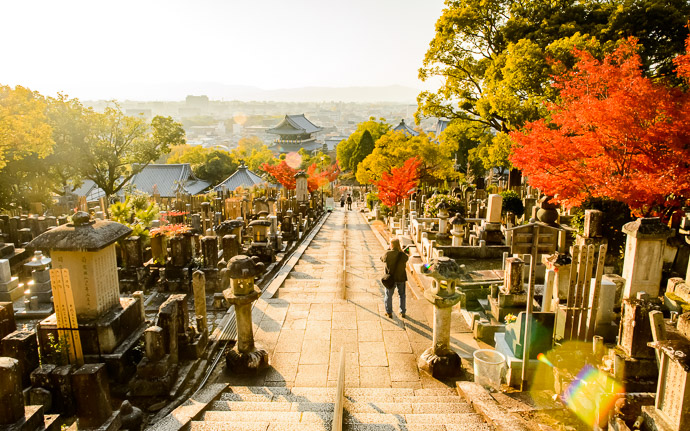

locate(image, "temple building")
[[266, 114, 323, 154], [392, 119, 419, 136]]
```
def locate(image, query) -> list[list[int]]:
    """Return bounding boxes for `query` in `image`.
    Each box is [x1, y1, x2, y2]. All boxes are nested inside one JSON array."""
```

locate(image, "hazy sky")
[[2, 0, 446, 100]]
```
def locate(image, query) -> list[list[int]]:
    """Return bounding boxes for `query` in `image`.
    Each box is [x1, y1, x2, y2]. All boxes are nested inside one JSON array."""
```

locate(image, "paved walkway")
[[218, 207, 479, 388]]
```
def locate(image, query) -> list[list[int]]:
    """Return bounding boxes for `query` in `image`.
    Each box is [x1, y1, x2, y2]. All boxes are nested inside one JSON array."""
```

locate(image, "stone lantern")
[[249, 220, 271, 243], [29, 212, 144, 359], [449, 213, 466, 246], [24, 250, 52, 303], [621, 217, 674, 299], [419, 256, 465, 377], [436, 201, 451, 237], [223, 255, 268, 374]]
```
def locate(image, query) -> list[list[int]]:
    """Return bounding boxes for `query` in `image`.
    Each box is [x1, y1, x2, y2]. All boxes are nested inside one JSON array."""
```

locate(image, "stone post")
[[192, 271, 207, 334], [222, 234, 240, 261], [201, 236, 219, 269], [71, 363, 116, 429], [144, 326, 165, 361], [502, 257, 524, 294], [418, 257, 464, 378], [0, 357, 24, 425], [486, 194, 503, 223], [1, 330, 39, 387], [223, 255, 268, 374], [621, 218, 674, 299]]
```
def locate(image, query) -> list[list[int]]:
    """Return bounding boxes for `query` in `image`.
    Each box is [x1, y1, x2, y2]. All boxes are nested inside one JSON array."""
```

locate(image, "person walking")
[[346, 194, 352, 210], [340, 194, 345, 208], [381, 238, 409, 318]]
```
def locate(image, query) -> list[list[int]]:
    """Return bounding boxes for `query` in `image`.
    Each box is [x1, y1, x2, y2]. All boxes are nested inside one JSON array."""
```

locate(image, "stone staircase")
[[190, 386, 494, 431]]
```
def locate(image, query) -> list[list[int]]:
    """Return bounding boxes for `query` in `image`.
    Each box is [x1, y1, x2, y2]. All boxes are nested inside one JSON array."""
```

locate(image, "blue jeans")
[[384, 282, 406, 315]]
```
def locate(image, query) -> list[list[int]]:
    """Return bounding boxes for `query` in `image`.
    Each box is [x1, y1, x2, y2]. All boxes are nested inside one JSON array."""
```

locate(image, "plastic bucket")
[[473, 349, 506, 390]]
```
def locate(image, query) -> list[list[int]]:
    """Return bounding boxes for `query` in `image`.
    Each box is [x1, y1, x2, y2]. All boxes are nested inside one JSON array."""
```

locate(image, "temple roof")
[[129, 164, 210, 197], [392, 119, 419, 136], [267, 114, 322, 136], [214, 162, 266, 192], [268, 139, 322, 154]]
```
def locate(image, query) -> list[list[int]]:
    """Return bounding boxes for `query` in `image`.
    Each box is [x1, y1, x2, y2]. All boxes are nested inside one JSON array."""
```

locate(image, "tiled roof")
[[392, 119, 419, 136], [267, 114, 322, 135], [214, 163, 266, 192], [129, 164, 210, 197], [71, 180, 107, 202]]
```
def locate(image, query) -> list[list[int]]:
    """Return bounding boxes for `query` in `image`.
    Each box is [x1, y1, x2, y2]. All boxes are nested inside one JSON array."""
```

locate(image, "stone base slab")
[[418, 347, 461, 378], [226, 347, 269, 374]]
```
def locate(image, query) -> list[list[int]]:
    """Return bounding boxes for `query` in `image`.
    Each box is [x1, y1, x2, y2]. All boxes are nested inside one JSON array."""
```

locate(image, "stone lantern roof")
[[449, 213, 465, 226], [623, 217, 674, 239], [28, 212, 132, 252], [421, 256, 465, 281], [227, 255, 265, 278], [248, 220, 271, 228]]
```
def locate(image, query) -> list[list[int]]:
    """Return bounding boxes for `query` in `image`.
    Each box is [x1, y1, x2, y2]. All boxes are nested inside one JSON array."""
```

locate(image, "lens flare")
[[561, 365, 624, 427], [285, 152, 302, 169], [537, 352, 554, 368]]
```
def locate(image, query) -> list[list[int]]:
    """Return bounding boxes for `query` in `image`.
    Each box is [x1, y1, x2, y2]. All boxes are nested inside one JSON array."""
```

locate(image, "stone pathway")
[[217, 207, 480, 388]]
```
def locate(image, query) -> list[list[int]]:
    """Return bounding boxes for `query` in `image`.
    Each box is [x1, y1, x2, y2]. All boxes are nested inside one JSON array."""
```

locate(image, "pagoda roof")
[[267, 114, 322, 136], [268, 139, 322, 154], [214, 162, 267, 192], [393, 119, 419, 136]]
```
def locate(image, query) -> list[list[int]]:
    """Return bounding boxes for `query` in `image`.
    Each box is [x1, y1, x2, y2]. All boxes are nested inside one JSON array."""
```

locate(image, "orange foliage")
[[510, 37, 690, 215], [374, 157, 421, 207]]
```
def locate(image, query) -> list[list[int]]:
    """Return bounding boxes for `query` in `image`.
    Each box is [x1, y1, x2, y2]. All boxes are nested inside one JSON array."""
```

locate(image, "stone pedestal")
[[0, 357, 24, 425], [71, 363, 120, 430]]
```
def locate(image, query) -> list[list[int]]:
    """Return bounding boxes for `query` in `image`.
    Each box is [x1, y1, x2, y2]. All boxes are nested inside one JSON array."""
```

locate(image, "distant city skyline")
[[2, 0, 446, 101]]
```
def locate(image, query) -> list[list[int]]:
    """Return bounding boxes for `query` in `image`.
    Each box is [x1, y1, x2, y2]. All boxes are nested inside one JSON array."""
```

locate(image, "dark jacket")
[[381, 249, 409, 283]]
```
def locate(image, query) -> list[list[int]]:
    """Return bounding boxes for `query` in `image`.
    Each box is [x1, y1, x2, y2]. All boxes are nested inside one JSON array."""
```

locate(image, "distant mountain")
[[79, 82, 420, 103]]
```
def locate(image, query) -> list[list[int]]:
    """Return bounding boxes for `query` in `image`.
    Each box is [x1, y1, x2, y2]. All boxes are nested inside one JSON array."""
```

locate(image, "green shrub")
[[366, 192, 379, 210], [500, 190, 524, 217], [424, 194, 465, 218]]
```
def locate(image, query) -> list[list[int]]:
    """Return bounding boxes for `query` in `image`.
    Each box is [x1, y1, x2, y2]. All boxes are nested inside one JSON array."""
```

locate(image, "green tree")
[[42, 94, 92, 194], [350, 130, 375, 173], [230, 136, 274, 171], [356, 130, 456, 185], [194, 150, 238, 185], [168, 145, 238, 185], [336, 117, 390, 171], [0, 85, 53, 170], [79, 105, 185, 200], [417, 0, 689, 135]]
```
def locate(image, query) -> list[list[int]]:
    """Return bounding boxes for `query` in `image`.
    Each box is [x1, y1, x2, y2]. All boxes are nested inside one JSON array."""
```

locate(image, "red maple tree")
[[373, 157, 421, 208], [261, 161, 297, 190], [510, 37, 690, 215]]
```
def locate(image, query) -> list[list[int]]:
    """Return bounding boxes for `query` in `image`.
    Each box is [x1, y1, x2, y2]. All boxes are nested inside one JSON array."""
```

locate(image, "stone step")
[[201, 410, 332, 424], [209, 400, 333, 412], [191, 422, 331, 431], [344, 401, 473, 415], [223, 386, 458, 397], [343, 412, 487, 426], [345, 424, 493, 431]]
